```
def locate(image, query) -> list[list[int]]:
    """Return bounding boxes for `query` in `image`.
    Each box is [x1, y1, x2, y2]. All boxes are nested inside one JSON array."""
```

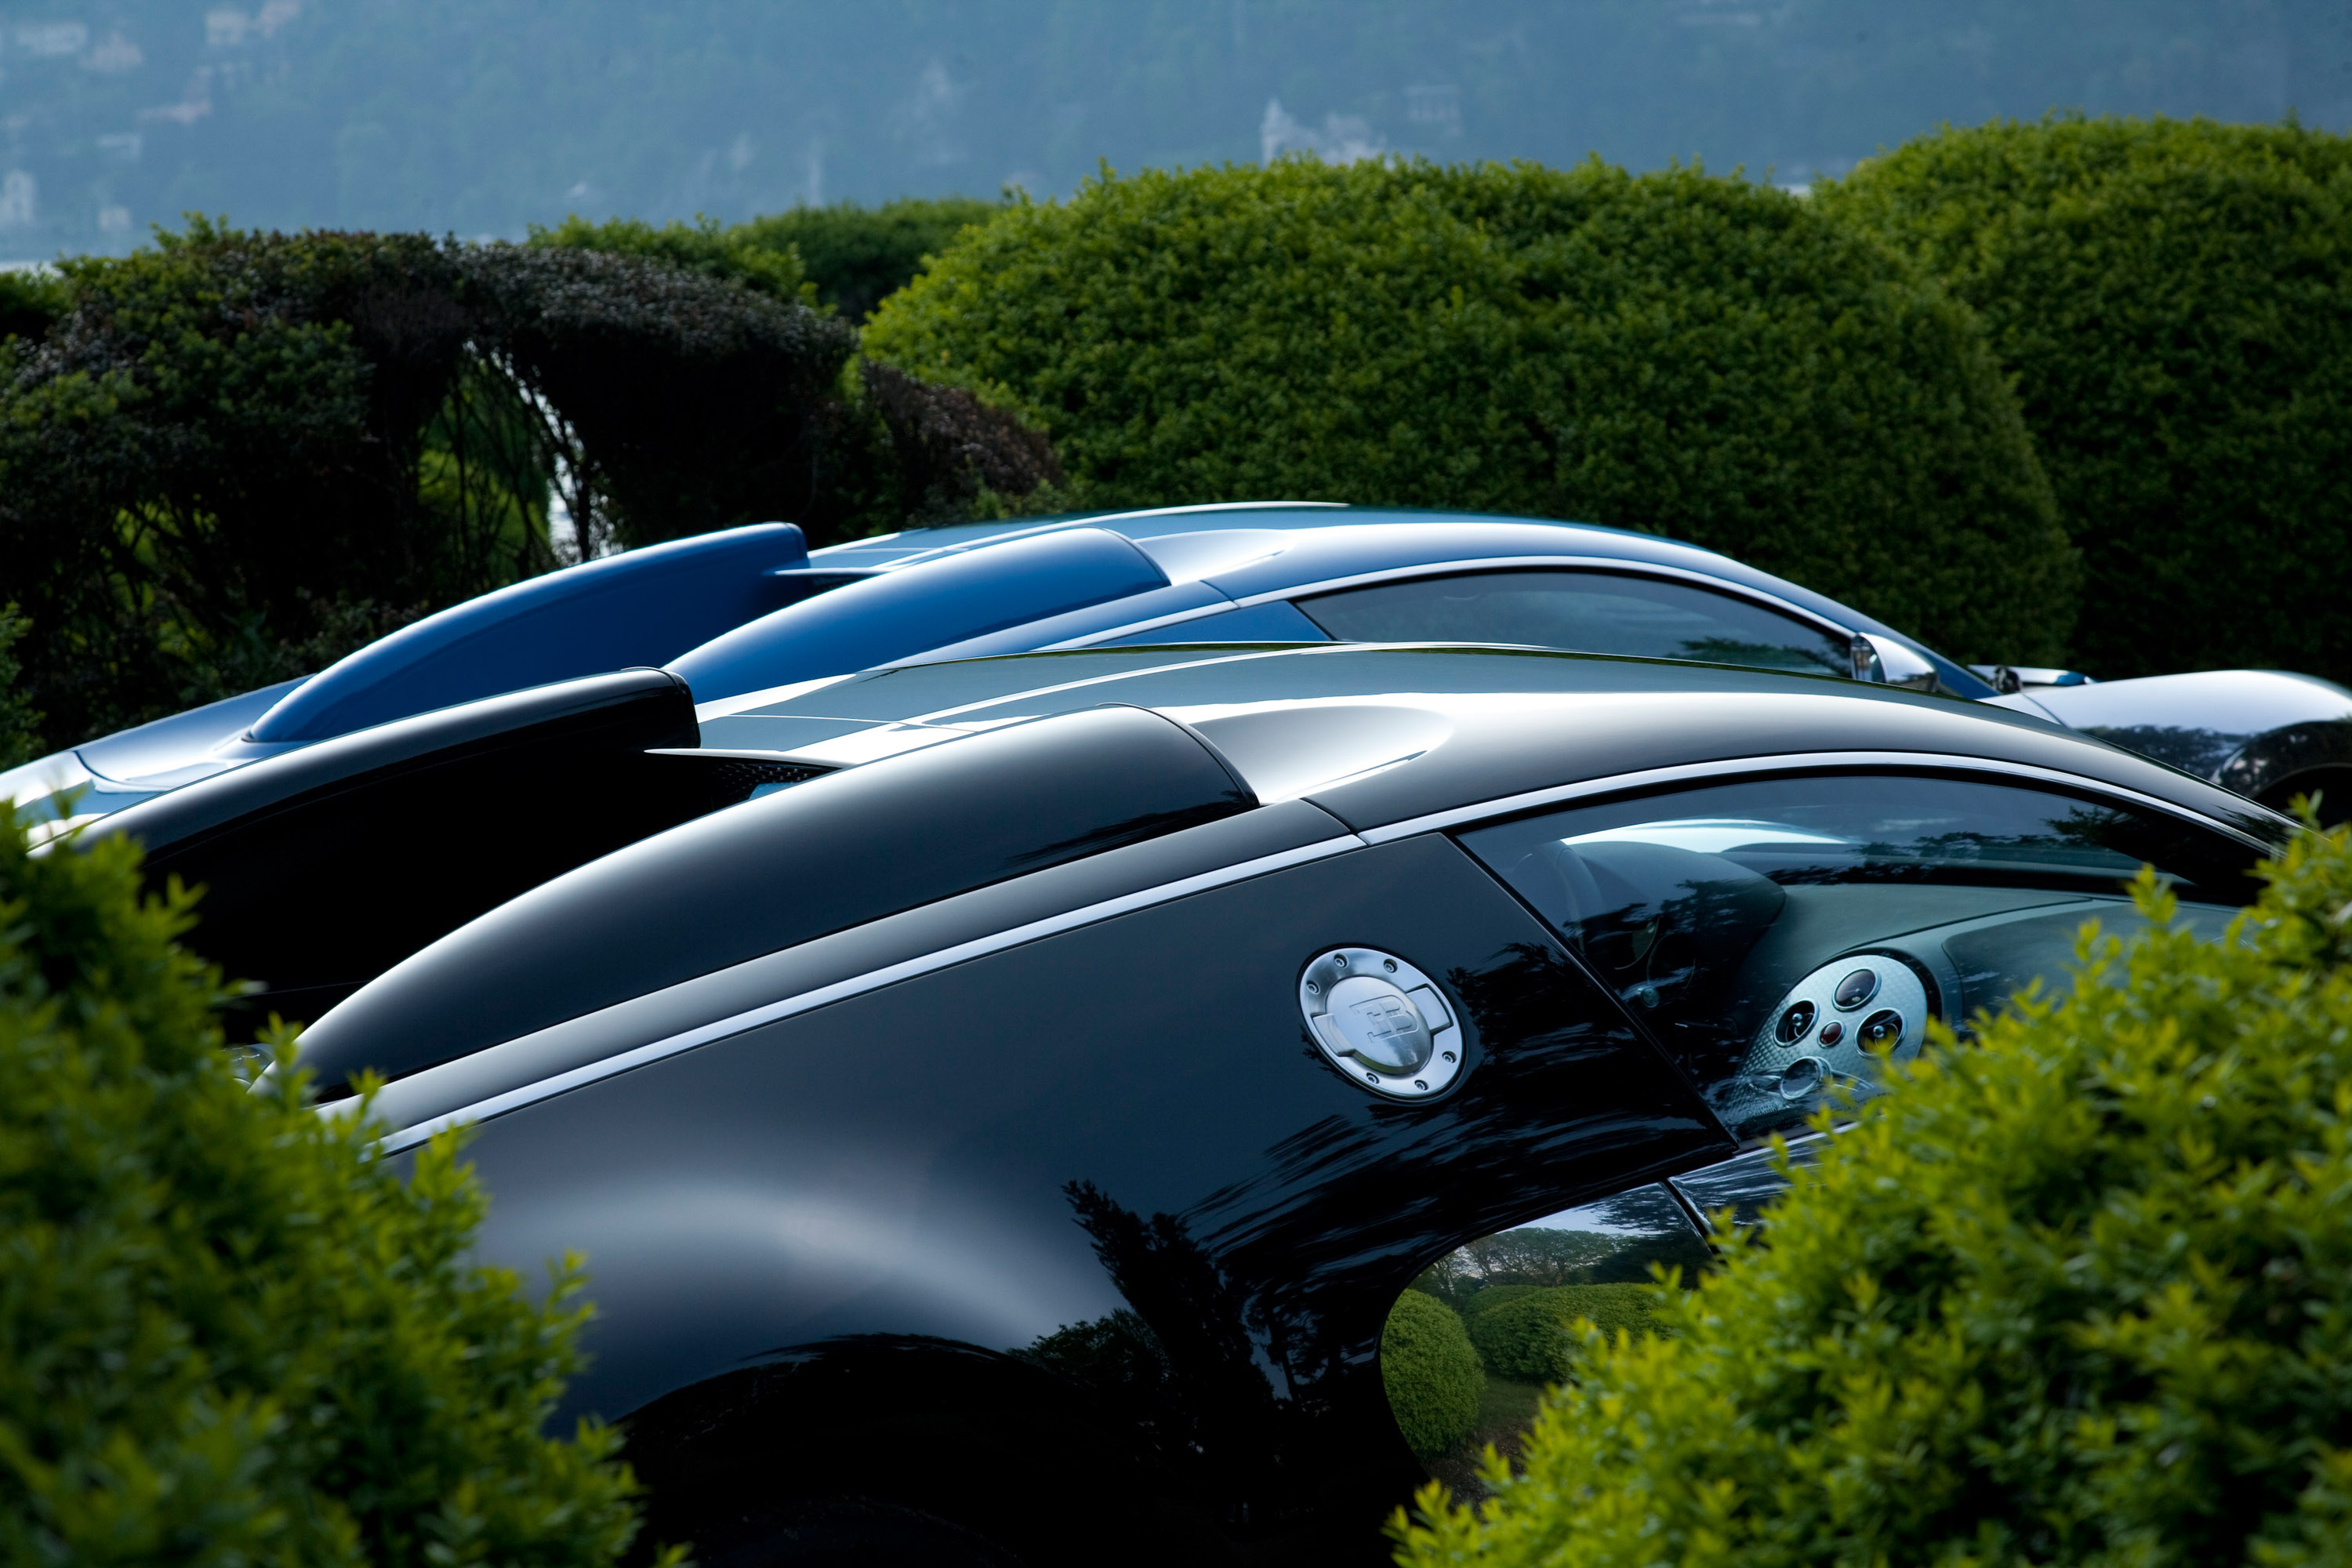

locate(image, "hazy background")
[[2, 0, 2347, 260]]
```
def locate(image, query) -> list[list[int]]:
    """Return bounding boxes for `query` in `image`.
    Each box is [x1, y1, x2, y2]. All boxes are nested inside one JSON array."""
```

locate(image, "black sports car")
[[95, 641, 2285, 1566]]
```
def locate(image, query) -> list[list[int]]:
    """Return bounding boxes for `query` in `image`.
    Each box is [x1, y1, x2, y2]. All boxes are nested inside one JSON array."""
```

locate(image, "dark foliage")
[[0, 221, 1058, 752], [0, 223, 504, 746], [1824, 116, 2352, 681], [532, 198, 1004, 322], [0, 609, 41, 771], [0, 270, 66, 347], [527, 214, 815, 303], [862, 359, 1065, 524], [465, 242, 858, 553], [866, 158, 2074, 664]]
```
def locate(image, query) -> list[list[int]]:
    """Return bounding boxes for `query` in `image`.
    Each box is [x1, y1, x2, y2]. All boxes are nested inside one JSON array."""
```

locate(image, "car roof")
[[800, 502, 1991, 698], [815, 501, 1897, 635], [695, 642, 2283, 844]]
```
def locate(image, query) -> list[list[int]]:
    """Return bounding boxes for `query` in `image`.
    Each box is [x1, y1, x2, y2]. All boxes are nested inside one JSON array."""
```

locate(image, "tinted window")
[[1296, 569, 1854, 677], [1460, 774, 2256, 1142]]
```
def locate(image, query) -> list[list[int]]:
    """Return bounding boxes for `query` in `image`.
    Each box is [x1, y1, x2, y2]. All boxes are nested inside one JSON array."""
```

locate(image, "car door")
[[441, 819, 1734, 1559], [1292, 567, 1862, 679], [1374, 764, 2261, 1487]]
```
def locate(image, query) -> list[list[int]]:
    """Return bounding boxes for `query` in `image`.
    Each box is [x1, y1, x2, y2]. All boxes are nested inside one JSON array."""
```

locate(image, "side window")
[[1380, 1183, 1710, 1490], [1294, 569, 1855, 678], [1457, 773, 2256, 1144]]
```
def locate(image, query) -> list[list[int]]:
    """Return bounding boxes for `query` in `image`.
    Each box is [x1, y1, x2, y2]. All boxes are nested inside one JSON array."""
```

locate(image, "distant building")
[[1261, 99, 1385, 166], [0, 171, 36, 230], [1406, 84, 1461, 134]]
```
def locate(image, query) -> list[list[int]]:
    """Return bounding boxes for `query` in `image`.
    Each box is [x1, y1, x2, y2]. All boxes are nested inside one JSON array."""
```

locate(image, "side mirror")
[[1966, 663, 2096, 694], [1850, 633, 1940, 692]]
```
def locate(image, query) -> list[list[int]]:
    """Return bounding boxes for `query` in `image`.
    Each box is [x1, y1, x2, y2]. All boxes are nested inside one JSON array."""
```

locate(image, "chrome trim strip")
[[1354, 750, 2280, 851], [369, 831, 1369, 1153], [1047, 554, 1859, 650]]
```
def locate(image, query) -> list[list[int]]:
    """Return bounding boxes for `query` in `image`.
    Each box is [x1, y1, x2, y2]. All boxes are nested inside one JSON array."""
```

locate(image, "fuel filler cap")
[[1299, 947, 1462, 1100]]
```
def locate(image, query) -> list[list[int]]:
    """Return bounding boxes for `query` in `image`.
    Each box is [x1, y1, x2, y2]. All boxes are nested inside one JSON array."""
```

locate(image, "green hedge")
[[1465, 1285, 1667, 1385], [1392, 822, 2352, 1568], [1381, 1290, 1484, 1460], [1461, 1283, 1545, 1319], [734, 197, 1006, 321], [0, 808, 655, 1566], [535, 197, 1004, 321], [1823, 116, 2352, 681], [0, 222, 1062, 752], [866, 158, 2074, 664]]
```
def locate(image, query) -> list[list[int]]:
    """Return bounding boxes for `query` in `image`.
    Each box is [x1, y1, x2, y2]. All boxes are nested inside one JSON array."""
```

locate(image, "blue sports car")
[[8, 502, 2351, 836]]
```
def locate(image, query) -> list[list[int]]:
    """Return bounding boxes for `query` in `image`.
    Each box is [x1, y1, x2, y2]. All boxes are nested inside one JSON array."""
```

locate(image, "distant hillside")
[[0, 0, 2343, 257]]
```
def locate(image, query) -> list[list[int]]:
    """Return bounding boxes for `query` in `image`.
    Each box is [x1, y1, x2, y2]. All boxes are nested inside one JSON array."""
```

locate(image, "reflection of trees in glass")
[[1432, 1228, 1622, 1294], [1671, 637, 1842, 675]]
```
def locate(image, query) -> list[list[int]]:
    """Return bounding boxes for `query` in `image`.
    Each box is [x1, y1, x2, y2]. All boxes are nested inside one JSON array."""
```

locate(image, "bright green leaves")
[[1389, 826, 2352, 1568], [0, 810, 658, 1568]]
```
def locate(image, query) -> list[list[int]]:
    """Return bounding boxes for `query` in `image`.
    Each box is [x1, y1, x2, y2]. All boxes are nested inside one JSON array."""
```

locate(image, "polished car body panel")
[[93, 669, 722, 1026], [442, 829, 1733, 1552], [695, 644, 2285, 844], [13, 503, 2351, 829], [295, 703, 1255, 1090], [2024, 668, 2352, 801], [669, 525, 1180, 698], [251, 523, 811, 742], [352, 798, 1355, 1143], [69, 636, 2271, 1566]]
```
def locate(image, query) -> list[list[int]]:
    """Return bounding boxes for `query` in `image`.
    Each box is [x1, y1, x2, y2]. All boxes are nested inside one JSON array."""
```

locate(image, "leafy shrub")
[[1461, 1283, 1544, 1319], [0, 808, 657, 1566], [0, 267, 65, 346], [464, 241, 858, 553], [1381, 1290, 1484, 1460], [1822, 117, 2352, 681], [0, 223, 543, 746], [732, 197, 1005, 321], [1464, 1285, 1667, 1385], [1392, 823, 2352, 1568], [536, 198, 1004, 323], [0, 608, 42, 771], [0, 221, 1058, 751], [861, 360, 1066, 524], [866, 158, 2073, 663], [529, 214, 816, 303]]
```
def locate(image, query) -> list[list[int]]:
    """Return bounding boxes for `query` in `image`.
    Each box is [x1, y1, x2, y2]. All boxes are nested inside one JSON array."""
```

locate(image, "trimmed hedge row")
[[1824, 116, 2352, 682], [1393, 822, 2352, 1568], [1465, 1285, 1668, 1385], [866, 157, 2075, 665]]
